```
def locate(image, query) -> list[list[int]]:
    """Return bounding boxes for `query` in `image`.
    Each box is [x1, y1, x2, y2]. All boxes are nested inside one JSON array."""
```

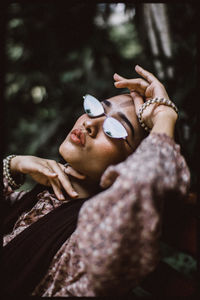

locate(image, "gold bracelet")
[[138, 97, 178, 132]]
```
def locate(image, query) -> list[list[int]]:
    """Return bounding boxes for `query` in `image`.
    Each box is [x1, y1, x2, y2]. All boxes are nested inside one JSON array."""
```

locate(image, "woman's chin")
[[59, 139, 77, 159]]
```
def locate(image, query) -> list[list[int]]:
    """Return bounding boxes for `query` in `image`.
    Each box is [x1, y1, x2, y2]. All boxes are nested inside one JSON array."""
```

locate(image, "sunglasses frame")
[[83, 94, 134, 150]]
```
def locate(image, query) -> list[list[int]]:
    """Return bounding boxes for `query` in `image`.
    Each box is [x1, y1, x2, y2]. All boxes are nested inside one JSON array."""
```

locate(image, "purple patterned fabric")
[[3, 133, 190, 296]]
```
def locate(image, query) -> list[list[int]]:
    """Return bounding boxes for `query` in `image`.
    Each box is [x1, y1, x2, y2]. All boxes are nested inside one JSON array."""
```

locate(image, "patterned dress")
[[3, 133, 190, 296]]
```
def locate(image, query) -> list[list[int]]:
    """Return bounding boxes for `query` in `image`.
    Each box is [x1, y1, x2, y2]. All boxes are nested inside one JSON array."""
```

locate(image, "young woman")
[[2, 65, 190, 296]]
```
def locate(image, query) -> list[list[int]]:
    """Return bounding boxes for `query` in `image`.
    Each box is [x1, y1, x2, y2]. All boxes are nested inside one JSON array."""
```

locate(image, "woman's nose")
[[83, 116, 104, 138]]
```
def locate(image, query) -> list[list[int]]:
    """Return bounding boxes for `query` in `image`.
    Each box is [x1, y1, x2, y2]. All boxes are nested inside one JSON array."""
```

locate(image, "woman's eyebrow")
[[102, 99, 111, 107], [102, 100, 134, 137]]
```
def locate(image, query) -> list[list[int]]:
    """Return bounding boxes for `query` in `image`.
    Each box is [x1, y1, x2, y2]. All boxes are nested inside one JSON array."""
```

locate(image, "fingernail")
[[59, 193, 65, 200], [72, 191, 78, 197]]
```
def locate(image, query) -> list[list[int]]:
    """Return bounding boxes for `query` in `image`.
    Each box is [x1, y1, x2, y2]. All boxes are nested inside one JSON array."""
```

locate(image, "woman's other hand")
[[114, 65, 178, 136], [10, 156, 85, 200]]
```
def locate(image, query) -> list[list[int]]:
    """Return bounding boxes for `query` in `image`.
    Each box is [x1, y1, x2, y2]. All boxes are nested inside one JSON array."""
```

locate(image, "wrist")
[[138, 98, 178, 134], [3, 155, 25, 189], [153, 110, 178, 125], [151, 114, 177, 138], [10, 155, 23, 175]]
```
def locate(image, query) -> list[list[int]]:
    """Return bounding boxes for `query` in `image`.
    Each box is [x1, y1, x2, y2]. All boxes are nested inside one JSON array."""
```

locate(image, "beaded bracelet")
[[138, 97, 179, 132], [3, 155, 25, 189]]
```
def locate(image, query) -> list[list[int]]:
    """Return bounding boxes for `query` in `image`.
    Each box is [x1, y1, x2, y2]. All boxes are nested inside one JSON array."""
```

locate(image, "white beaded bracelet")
[[138, 97, 179, 132], [3, 155, 25, 189]]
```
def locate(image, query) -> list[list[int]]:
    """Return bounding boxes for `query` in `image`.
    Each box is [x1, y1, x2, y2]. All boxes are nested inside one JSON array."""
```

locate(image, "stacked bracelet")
[[3, 155, 25, 189], [138, 97, 179, 132]]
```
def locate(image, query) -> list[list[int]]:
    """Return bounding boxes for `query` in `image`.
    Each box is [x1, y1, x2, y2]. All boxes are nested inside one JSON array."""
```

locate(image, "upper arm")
[[75, 133, 190, 295]]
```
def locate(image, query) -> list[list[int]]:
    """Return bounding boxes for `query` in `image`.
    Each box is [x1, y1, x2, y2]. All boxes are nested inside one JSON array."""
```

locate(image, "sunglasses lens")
[[83, 94, 104, 117], [103, 117, 128, 139]]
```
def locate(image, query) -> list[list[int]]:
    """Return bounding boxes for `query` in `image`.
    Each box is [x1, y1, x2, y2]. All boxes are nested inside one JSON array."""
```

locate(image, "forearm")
[[151, 113, 177, 139]]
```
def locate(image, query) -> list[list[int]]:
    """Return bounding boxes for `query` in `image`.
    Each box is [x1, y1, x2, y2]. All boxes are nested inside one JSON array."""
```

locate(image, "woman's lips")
[[70, 129, 85, 146]]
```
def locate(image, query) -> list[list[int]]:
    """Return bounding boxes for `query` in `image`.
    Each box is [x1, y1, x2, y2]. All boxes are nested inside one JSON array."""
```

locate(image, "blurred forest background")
[[1, 3, 199, 296], [3, 2, 198, 191]]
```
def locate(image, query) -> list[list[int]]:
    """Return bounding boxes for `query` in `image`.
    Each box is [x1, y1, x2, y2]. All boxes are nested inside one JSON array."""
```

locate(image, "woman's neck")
[[68, 176, 101, 199]]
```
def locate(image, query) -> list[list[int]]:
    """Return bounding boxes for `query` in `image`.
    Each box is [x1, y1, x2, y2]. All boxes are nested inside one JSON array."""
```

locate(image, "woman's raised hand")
[[114, 65, 169, 100], [10, 156, 85, 200], [114, 65, 177, 131]]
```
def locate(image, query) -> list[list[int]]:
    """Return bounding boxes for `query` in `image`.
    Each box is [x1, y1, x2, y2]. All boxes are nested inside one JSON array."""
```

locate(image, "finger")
[[130, 91, 144, 103], [40, 166, 58, 178], [113, 73, 127, 81], [60, 164, 86, 179], [131, 91, 144, 116], [64, 168, 86, 179], [49, 178, 65, 201], [48, 162, 78, 198], [114, 78, 149, 95], [135, 65, 159, 84]]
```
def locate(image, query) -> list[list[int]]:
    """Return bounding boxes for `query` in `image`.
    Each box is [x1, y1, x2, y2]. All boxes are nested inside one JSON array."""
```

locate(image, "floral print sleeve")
[[75, 133, 190, 295]]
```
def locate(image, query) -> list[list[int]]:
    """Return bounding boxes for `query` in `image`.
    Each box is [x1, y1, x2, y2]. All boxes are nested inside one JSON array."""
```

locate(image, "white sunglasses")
[[83, 94, 133, 150]]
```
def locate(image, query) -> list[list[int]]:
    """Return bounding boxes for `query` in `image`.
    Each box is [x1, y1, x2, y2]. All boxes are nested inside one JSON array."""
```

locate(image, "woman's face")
[[59, 94, 145, 182]]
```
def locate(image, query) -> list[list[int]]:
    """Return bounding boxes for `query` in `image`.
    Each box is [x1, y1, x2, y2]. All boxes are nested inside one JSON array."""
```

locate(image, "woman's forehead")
[[106, 94, 134, 108]]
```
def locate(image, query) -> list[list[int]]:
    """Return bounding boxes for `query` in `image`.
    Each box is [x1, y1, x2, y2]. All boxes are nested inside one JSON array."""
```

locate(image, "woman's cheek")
[[87, 139, 122, 169]]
